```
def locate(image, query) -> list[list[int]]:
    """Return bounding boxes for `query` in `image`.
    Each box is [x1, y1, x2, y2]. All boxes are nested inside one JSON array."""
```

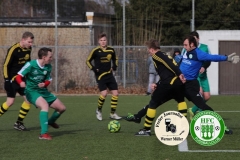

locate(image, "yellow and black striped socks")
[[0, 102, 9, 116], [144, 108, 156, 130], [177, 102, 188, 118], [110, 95, 118, 114], [17, 101, 31, 122], [97, 95, 105, 111]]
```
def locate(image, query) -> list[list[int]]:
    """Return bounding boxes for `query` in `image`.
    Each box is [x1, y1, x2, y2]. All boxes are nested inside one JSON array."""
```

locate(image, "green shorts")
[[197, 73, 210, 92], [25, 90, 57, 107]]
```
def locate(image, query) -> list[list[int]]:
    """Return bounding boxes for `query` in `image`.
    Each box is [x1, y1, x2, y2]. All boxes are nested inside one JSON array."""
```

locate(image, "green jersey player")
[[16, 47, 66, 140]]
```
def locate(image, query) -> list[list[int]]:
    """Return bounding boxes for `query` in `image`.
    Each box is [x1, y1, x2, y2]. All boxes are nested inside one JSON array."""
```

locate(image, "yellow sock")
[[144, 108, 156, 130], [178, 102, 187, 117], [0, 102, 9, 116], [17, 101, 31, 122], [111, 95, 118, 114], [97, 95, 105, 111]]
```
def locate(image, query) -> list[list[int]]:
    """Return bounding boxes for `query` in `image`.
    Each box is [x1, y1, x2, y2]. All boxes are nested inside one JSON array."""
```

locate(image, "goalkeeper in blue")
[[182, 31, 211, 119], [16, 47, 66, 140]]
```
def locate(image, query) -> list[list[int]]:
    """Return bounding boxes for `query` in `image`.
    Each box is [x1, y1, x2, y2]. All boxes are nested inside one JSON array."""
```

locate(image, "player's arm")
[[16, 62, 32, 88], [86, 48, 98, 73], [42, 65, 52, 87], [3, 48, 17, 81], [197, 49, 227, 62], [152, 53, 182, 76], [202, 61, 211, 70], [147, 57, 151, 66], [111, 48, 118, 71], [201, 45, 211, 70], [16, 74, 26, 88]]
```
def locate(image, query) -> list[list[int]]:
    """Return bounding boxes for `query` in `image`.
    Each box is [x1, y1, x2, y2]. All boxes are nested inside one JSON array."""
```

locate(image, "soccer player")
[[185, 31, 212, 120], [86, 33, 121, 121], [1, 31, 34, 131], [146, 55, 160, 95], [126, 36, 239, 135], [180, 35, 238, 134], [133, 39, 188, 136], [16, 47, 66, 140]]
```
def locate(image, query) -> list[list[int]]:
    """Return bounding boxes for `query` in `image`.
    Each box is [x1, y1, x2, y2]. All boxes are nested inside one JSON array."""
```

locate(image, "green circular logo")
[[190, 111, 225, 146]]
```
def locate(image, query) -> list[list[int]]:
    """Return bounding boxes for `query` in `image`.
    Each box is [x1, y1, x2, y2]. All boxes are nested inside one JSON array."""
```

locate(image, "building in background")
[[197, 30, 240, 95]]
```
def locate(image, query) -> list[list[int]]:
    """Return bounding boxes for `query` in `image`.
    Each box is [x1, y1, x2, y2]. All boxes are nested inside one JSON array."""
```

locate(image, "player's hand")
[[199, 67, 205, 74], [227, 52, 240, 64], [179, 74, 186, 83], [38, 82, 45, 88], [151, 83, 157, 91], [19, 82, 26, 88]]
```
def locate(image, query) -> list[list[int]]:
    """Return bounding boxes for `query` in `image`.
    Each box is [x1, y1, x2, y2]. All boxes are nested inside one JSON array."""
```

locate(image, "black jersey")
[[152, 51, 182, 84], [86, 46, 118, 80], [3, 43, 31, 81]]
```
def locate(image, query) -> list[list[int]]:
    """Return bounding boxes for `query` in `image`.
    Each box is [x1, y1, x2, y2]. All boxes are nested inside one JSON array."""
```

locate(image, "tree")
[[110, 0, 240, 45]]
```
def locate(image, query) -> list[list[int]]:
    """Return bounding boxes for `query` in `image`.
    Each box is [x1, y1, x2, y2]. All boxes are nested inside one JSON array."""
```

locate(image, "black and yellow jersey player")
[[86, 32, 121, 121], [1, 31, 34, 131]]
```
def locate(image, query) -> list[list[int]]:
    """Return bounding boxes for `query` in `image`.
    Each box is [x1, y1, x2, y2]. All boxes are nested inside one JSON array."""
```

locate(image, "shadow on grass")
[[50, 129, 84, 137], [27, 123, 76, 131]]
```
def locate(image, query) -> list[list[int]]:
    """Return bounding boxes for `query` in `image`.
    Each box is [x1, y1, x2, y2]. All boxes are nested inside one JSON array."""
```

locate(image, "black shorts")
[[150, 80, 185, 109], [184, 79, 213, 111], [4, 81, 25, 98], [184, 79, 201, 101], [96, 75, 118, 92]]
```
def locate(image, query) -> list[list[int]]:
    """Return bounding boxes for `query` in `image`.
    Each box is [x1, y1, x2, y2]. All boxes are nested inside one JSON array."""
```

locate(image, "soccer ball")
[[108, 120, 121, 133]]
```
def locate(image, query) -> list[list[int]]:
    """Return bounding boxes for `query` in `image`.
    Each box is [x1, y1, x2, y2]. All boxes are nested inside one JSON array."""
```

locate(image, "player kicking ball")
[[16, 47, 66, 140]]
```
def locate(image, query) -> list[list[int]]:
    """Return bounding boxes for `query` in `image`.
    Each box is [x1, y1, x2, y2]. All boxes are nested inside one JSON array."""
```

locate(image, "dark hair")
[[145, 39, 160, 50], [190, 31, 199, 39], [22, 31, 34, 39], [98, 32, 107, 40], [38, 47, 52, 59], [184, 35, 197, 47], [172, 48, 181, 58]]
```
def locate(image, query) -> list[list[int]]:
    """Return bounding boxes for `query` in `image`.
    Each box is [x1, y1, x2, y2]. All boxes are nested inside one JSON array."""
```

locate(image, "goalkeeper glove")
[[227, 52, 240, 64]]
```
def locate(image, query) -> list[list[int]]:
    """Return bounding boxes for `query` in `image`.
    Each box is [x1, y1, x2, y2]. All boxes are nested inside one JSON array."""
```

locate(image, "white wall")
[[197, 30, 240, 95]]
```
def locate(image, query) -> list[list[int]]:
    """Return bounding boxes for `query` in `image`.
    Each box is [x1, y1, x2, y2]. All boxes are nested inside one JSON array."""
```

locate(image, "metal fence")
[[0, 45, 181, 93], [0, 0, 181, 93]]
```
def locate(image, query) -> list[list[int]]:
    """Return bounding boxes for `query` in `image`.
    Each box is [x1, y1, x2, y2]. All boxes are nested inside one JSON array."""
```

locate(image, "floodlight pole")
[[54, 0, 58, 92], [122, 0, 126, 88], [191, 0, 195, 31]]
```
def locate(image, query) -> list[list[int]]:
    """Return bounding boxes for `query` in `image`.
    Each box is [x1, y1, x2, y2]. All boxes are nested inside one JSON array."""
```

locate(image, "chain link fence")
[[0, 0, 183, 93], [0, 45, 181, 93]]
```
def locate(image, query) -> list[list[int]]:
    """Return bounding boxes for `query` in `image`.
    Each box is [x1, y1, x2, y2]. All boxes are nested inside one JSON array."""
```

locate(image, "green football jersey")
[[18, 59, 52, 92], [198, 43, 210, 77], [198, 43, 210, 53]]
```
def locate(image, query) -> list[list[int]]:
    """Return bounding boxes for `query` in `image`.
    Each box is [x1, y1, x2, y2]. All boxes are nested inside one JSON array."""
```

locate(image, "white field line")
[[215, 111, 240, 112], [178, 110, 240, 152], [187, 150, 240, 152], [178, 139, 240, 152]]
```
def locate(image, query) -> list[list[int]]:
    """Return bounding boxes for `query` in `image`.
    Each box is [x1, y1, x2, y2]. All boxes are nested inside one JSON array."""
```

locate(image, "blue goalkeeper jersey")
[[180, 48, 227, 80]]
